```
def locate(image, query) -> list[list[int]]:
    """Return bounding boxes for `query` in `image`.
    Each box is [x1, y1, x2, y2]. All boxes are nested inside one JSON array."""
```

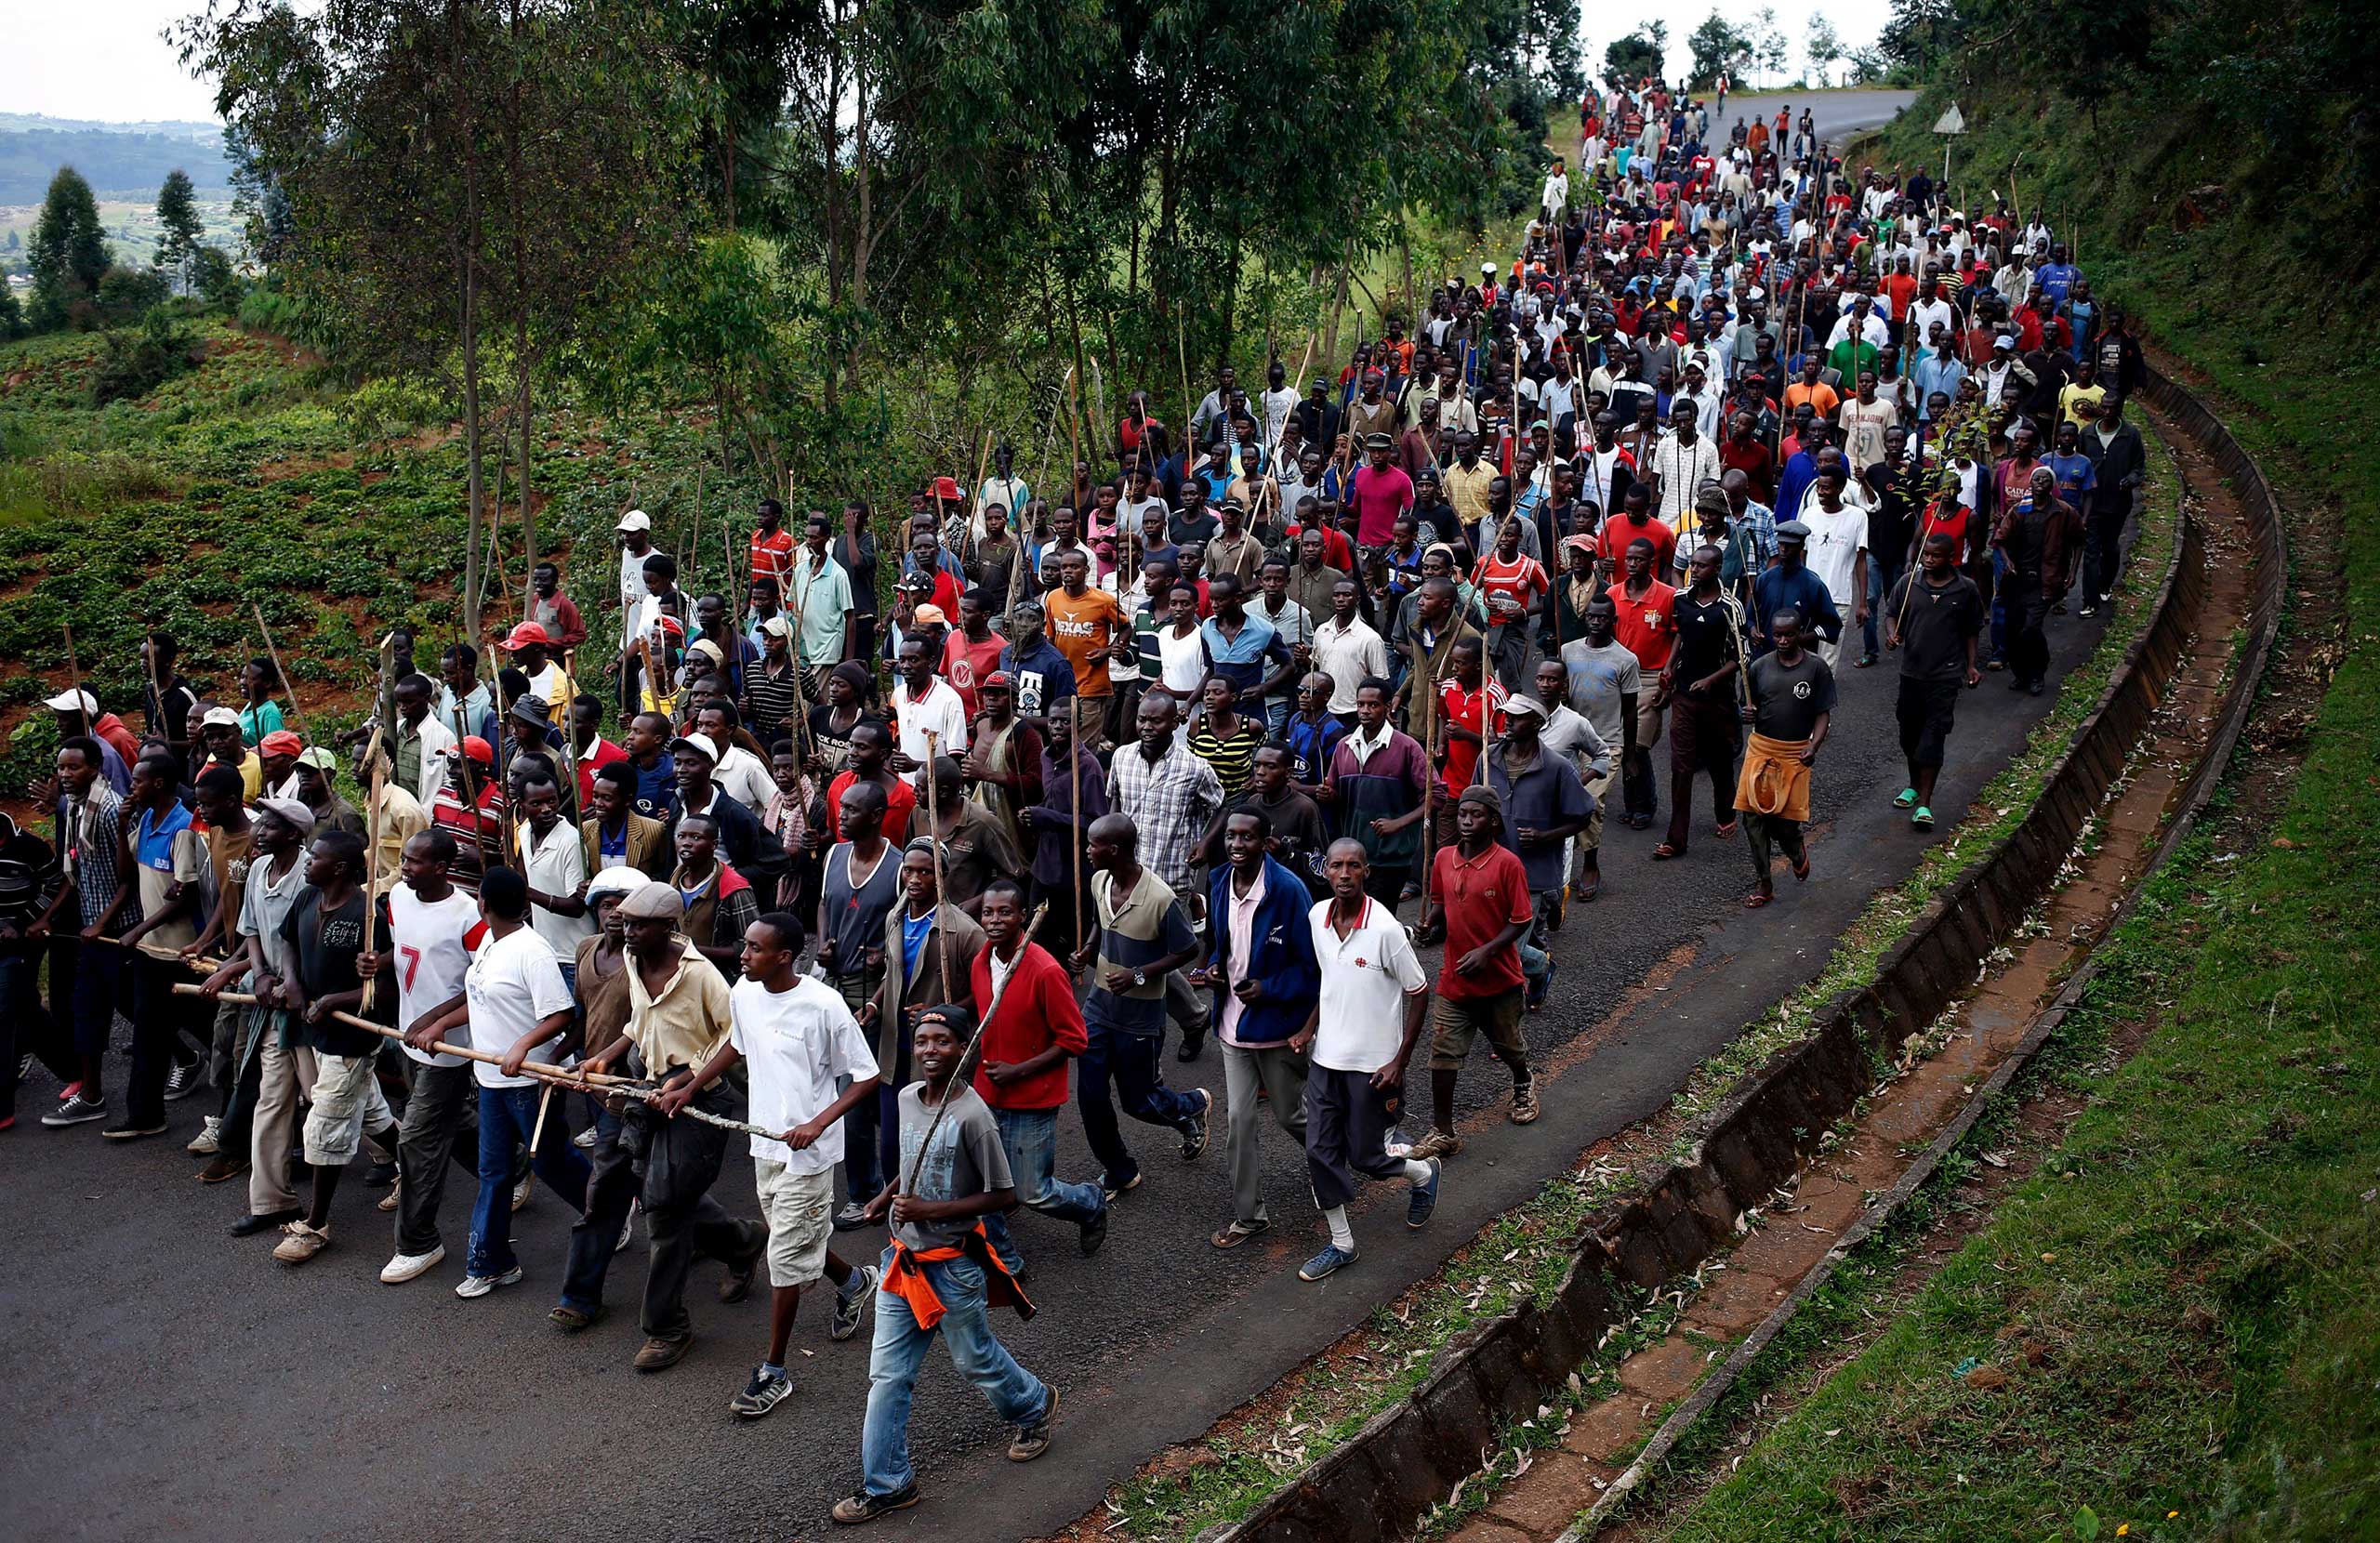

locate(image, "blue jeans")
[[1862, 547, 1906, 661], [468, 1083, 591, 1278], [1989, 549, 2010, 662], [1078, 1021, 1203, 1189], [860, 1247, 1049, 1498], [981, 1107, 1105, 1274]]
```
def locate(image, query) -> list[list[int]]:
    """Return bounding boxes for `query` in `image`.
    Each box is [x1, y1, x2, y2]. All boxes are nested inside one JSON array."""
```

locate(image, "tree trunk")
[[516, 347, 536, 621]]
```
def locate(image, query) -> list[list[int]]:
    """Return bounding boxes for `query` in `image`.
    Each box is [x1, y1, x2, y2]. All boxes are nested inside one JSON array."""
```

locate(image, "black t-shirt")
[[1748, 650, 1836, 741], [1199, 788, 1332, 897], [1670, 590, 1741, 691], [1889, 573, 1985, 681], [1170, 509, 1222, 547], [280, 887, 383, 1057], [0, 811, 60, 927]]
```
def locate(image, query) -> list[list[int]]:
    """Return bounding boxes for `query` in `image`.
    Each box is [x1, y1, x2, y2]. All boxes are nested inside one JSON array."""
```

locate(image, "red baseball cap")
[[932, 475, 963, 501], [503, 621, 551, 649]]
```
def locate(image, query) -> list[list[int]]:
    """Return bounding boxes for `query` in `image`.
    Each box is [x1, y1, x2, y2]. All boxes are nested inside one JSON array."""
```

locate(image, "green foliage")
[[154, 168, 205, 293], [94, 265, 170, 323], [1604, 22, 1667, 87], [87, 308, 203, 407], [1687, 13, 1752, 87], [0, 285, 22, 341], [26, 165, 108, 330]]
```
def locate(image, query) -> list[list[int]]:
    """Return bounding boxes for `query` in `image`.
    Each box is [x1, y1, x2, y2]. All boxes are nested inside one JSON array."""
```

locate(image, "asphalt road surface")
[[1700, 88, 1917, 152], [4, 560, 2122, 1539]]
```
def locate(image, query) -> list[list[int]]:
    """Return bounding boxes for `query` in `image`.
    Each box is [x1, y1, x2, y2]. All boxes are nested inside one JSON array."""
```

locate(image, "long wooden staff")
[[899, 903, 1051, 1194], [174, 984, 779, 1139], [924, 730, 953, 1003], [1069, 695, 1085, 963], [362, 629, 395, 1009], [250, 603, 307, 739], [60, 624, 90, 736]]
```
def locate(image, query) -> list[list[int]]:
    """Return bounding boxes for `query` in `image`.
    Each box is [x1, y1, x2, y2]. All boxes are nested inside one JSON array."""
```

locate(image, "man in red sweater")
[[970, 877, 1108, 1273]]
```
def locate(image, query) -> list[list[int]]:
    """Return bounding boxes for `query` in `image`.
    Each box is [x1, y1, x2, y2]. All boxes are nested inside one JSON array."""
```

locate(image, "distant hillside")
[[0, 117, 231, 204]]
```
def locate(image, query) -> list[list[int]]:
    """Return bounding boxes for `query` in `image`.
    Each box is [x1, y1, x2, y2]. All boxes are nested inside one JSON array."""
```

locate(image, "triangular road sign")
[[1935, 101, 1966, 135]]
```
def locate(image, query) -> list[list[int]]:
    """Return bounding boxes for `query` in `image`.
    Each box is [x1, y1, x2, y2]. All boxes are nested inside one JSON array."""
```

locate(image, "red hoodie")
[[969, 940, 1088, 1111]]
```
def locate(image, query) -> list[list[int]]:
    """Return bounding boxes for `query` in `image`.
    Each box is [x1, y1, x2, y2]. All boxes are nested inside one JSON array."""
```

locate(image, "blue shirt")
[[1283, 712, 1348, 788], [1752, 564, 1844, 649], [2036, 262, 2080, 307], [2044, 451, 2096, 508], [629, 754, 676, 822], [1198, 613, 1287, 697], [997, 636, 1078, 719]]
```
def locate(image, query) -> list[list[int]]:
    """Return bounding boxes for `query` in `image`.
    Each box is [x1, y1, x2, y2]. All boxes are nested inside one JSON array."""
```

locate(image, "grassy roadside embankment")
[[1627, 106, 2379, 1542]]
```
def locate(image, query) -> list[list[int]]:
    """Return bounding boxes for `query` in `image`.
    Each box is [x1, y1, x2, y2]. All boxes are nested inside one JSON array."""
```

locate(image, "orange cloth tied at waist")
[[881, 1222, 1036, 1330], [1734, 732, 1812, 822]]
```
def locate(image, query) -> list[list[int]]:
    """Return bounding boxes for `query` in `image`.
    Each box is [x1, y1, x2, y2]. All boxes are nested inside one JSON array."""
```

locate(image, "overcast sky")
[[2, 0, 1893, 125]]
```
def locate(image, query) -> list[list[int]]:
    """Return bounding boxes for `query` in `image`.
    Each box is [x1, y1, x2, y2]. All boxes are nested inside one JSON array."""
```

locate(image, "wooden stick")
[[900, 903, 1050, 1195], [1068, 696, 1084, 962], [87, 933, 229, 972], [924, 730, 952, 1003], [60, 624, 90, 736], [528, 1080, 556, 1162], [250, 603, 307, 738]]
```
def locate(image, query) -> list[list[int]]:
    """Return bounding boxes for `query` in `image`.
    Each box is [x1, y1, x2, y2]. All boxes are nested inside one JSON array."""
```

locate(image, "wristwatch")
[[1132, 969, 1148, 987]]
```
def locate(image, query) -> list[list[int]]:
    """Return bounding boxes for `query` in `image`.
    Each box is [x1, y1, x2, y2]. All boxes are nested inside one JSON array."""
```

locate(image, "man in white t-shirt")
[[889, 634, 970, 788], [1800, 468, 1871, 669], [668, 910, 883, 1419], [1292, 838, 1439, 1284], [405, 864, 588, 1300], [373, 826, 491, 1285]]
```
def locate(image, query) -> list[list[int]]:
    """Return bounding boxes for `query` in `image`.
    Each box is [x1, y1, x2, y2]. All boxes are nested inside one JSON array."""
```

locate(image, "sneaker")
[[1102, 1171, 1144, 1201], [2078, 602, 2098, 617], [271, 1220, 332, 1265], [455, 1265, 524, 1299], [42, 1093, 107, 1128], [1079, 1206, 1110, 1258], [1912, 806, 1936, 830], [1893, 786, 1918, 809], [1299, 1243, 1359, 1282], [729, 1364, 796, 1420], [1406, 1158, 1442, 1230], [102, 1118, 167, 1141], [1407, 1128, 1463, 1161], [573, 1125, 597, 1149], [1178, 1088, 1212, 1160], [379, 1245, 446, 1284], [185, 1114, 222, 1155], [1008, 1385, 1058, 1461], [377, 1179, 403, 1212], [15, 1051, 29, 1084], [633, 1333, 693, 1373], [197, 1154, 248, 1184], [1855, 653, 1878, 668], [832, 1202, 874, 1232], [1510, 1080, 1540, 1125], [511, 1173, 535, 1212], [616, 1199, 640, 1253], [1175, 1035, 1205, 1063], [830, 1265, 879, 1341], [831, 1487, 920, 1524], [163, 1058, 204, 1101], [549, 1303, 604, 1333]]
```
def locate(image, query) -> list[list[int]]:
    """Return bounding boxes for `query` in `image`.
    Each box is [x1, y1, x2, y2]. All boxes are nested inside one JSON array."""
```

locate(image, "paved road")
[[2, 547, 2117, 1540], [1702, 89, 1917, 152]]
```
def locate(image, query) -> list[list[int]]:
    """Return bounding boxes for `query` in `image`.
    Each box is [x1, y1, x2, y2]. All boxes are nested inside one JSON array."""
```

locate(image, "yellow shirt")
[[367, 783, 430, 890], [623, 941, 734, 1076], [2059, 382, 2107, 427], [1443, 459, 1496, 533]]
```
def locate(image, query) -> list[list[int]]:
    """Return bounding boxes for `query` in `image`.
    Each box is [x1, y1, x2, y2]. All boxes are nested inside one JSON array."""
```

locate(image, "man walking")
[[1885, 533, 1987, 830], [1737, 613, 1836, 907]]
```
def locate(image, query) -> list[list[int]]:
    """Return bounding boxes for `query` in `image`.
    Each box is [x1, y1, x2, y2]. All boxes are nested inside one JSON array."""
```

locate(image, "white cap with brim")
[[616, 509, 653, 533], [45, 689, 99, 715], [257, 798, 317, 833], [586, 866, 651, 903]]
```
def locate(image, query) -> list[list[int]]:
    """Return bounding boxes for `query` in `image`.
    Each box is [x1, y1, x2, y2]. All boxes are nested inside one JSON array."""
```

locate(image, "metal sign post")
[[1934, 101, 1966, 194]]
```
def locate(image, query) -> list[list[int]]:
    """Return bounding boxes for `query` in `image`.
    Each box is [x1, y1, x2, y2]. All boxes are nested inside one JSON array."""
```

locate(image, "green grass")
[[1625, 125, 2380, 1543]]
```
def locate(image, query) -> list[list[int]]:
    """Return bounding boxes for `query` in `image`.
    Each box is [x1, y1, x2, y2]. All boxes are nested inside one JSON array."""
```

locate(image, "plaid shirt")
[[1106, 739, 1223, 893], [1732, 499, 1778, 564], [58, 783, 135, 932]]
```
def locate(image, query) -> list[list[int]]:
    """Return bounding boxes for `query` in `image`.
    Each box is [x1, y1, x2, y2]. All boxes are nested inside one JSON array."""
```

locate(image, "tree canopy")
[[27, 166, 109, 330]]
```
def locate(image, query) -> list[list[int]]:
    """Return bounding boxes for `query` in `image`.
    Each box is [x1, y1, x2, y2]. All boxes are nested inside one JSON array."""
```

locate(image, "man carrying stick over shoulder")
[[833, 1004, 1057, 1525]]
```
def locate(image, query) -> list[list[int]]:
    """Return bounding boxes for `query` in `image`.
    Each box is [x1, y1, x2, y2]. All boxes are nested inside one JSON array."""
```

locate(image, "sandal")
[[1713, 821, 1739, 838], [1892, 787, 1918, 809], [1791, 853, 1810, 882], [1743, 890, 1773, 908], [1210, 1219, 1269, 1249], [1651, 843, 1683, 860]]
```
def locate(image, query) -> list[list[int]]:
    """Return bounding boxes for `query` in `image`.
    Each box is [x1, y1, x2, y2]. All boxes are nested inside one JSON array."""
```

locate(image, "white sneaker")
[[455, 1265, 524, 1299], [573, 1125, 597, 1149], [186, 1114, 222, 1156], [511, 1174, 535, 1212], [615, 1198, 640, 1255], [380, 1244, 446, 1284]]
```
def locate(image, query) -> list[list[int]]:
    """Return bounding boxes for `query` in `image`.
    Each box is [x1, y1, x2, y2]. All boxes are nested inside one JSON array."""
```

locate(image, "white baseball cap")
[[44, 688, 99, 715], [616, 508, 653, 533]]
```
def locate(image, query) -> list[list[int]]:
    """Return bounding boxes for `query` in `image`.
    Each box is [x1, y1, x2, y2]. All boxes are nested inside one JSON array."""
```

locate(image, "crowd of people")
[[0, 76, 2145, 1524]]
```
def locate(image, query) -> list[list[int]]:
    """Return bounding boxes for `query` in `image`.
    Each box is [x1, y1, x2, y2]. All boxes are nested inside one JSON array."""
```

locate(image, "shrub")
[[87, 309, 202, 407]]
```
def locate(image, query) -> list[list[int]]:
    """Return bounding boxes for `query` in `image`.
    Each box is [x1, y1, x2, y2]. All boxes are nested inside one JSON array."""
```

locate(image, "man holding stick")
[[662, 910, 881, 1420]]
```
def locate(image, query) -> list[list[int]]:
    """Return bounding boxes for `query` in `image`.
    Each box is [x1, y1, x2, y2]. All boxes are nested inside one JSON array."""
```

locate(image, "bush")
[[87, 308, 201, 406], [95, 265, 171, 326], [192, 247, 243, 310]]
